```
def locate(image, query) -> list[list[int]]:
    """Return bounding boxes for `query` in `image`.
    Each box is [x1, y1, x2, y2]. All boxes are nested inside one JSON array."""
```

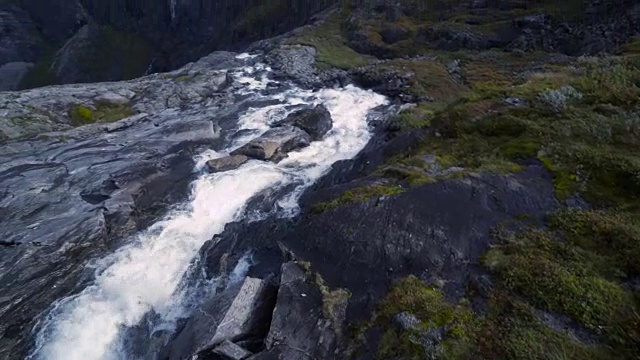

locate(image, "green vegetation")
[[297, 5, 640, 360], [485, 220, 640, 358], [286, 11, 371, 69], [315, 273, 351, 337], [369, 275, 611, 360], [311, 184, 404, 213], [68, 103, 136, 126]]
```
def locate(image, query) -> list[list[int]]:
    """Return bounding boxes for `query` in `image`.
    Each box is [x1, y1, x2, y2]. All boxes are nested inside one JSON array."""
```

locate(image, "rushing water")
[[169, 0, 177, 21], [28, 56, 387, 360]]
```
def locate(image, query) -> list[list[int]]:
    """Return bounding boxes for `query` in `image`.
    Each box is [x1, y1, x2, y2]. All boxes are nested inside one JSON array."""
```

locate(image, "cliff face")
[[0, 0, 339, 90]]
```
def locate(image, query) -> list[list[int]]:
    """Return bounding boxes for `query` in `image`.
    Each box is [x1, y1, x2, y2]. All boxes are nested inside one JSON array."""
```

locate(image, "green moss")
[[475, 295, 610, 360], [486, 229, 640, 356], [174, 75, 191, 82], [286, 12, 371, 70], [395, 104, 436, 130], [68, 105, 95, 125], [498, 139, 540, 159], [573, 58, 640, 108], [367, 275, 606, 360], [377, 276, 461, 327], [537, 154, 578, 199], [314, 273, 350, 337], [374, 276, 475, 360], [377, 166, 437, 187], [548, 209, 640, 279], [68, 103, 136, 126], [311, 184, 405, 213]]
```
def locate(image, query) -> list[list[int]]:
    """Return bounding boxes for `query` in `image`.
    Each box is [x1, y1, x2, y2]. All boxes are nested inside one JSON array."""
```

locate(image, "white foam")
[[30, 66, 387, 360]]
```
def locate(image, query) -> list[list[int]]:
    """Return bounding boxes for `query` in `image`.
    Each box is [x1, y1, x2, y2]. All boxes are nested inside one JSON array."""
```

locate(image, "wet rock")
[[231, 126, 311, 162], [162, 277, 277, 360], [272, 105, 333, 141], [212, 340, 253, 360], [210, 278, 270, 345], [267, 45, 319, 88], [206, 155, 250, 173]]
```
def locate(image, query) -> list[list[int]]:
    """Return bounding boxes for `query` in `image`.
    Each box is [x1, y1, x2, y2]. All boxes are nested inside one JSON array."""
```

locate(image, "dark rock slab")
[[282, 164, 560, 322], [231, 126, 311, 162], [262, 262, 344, 360], [272, 105, 332, 141], [161, 277, 277, 360]]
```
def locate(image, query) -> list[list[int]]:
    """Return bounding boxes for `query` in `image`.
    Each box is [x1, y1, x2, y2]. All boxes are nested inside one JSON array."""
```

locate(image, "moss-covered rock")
[[311, 183, 405, 213], [68, 102, 136, 126]]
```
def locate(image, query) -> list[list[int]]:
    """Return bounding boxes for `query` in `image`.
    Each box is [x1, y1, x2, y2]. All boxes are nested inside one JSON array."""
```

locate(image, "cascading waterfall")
[[28, 55, 387, 360], [169, 0, 177, 21]]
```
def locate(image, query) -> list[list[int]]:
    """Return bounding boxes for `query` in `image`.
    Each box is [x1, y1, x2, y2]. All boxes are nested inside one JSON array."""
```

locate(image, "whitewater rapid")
[[28, 58, 387, 360]]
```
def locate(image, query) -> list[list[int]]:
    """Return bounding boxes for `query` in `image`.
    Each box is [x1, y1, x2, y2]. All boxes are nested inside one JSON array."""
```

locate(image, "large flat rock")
[[231, 126, 310, 162]]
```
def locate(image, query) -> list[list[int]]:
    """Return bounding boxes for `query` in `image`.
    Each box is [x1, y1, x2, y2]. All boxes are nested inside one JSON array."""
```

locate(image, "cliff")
[[0, 0, 339, 90]]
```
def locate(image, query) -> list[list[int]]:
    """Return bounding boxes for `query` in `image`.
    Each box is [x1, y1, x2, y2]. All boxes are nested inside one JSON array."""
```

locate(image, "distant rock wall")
[[0, 0, 339, 91]]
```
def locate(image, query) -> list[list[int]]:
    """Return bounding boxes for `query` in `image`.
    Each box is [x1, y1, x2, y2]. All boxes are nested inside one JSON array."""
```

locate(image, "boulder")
[[261, 262, 345, 360], [212, 340, 253, 360], [231, 126, 311, 162], [210, 278, 269, 345], [160, 277, 277, 360], [272, 105, 333, 141], [206, 155, 249, 173]]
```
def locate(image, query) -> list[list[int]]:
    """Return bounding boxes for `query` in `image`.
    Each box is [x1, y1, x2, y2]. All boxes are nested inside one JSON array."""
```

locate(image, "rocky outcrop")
[[231, 126, 311, 162], [49, 22, 155, 85], [0, 0, 339, 90], [344, 0, 640, 56], [272, 105, 332, 141], [0, 6, 43, 66], [160, 277, 277, 359], [261, 262, 346, 360], [159, 261, 348, 360]]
